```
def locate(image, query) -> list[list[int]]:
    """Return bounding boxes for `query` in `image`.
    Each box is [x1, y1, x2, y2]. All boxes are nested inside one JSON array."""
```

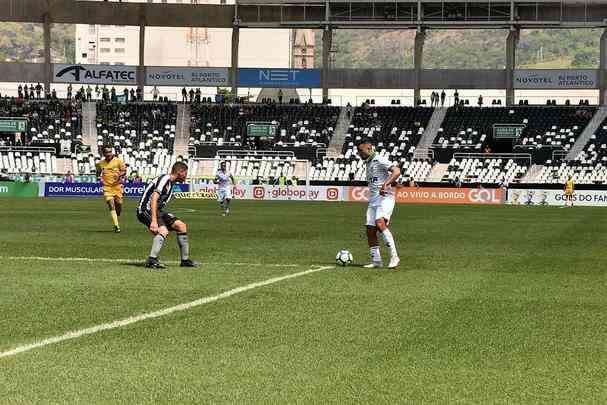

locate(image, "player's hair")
[[101, 145, 112, 153], [356, 138, 373, 147], [171, 162, 188, 173]]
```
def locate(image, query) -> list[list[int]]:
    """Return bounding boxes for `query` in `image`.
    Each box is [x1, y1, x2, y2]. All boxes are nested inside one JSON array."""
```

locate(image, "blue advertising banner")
[[44, 182, 189, 197], [238, 68, 321, 88]]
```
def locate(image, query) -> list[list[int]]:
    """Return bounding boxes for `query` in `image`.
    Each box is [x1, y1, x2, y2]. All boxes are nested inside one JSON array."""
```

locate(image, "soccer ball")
[[336, 250, 353, 266]]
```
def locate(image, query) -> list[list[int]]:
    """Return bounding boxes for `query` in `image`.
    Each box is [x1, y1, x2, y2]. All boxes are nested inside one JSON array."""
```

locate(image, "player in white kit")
[[215, 161, 235, 216], [357, 140, 401, 269]]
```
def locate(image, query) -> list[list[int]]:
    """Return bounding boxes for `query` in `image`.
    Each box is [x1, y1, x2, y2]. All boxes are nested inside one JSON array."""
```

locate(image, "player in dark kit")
[[137, 162, 198, 269]]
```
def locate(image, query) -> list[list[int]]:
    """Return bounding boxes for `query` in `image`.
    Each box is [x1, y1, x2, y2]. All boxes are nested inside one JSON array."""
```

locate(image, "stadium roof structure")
[[1, 0, 607, 106], [0, 0, 606, 29]]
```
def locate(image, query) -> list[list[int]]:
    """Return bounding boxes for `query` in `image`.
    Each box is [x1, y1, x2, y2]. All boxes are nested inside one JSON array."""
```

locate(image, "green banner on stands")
[[0, 181, 39, 197]]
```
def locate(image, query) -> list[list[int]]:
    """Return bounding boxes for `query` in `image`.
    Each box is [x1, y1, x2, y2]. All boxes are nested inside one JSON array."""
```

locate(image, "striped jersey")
[[365, 153, 395, 203], [137, 174, 174, 213]]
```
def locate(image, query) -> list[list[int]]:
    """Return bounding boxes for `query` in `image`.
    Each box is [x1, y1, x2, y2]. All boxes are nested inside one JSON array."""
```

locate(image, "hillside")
[[0, 23, 75, 63], [0, 23, 600, 70], [315, 29, 601, 69]]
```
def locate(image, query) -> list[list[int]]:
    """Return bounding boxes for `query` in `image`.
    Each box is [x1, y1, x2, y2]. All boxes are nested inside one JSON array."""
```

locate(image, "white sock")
[[370, 246, 382, 263], [381, 229, 398, 258]]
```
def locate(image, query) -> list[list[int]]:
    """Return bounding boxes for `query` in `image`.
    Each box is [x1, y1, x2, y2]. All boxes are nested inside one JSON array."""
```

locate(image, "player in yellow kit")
[[96, 145, 127, 232], [564, 175, 575, 208]]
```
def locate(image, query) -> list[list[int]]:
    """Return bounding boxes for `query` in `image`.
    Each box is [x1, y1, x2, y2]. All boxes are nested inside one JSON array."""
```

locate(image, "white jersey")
[[216, 170, 232, 189], [366, 153, 395, 205]]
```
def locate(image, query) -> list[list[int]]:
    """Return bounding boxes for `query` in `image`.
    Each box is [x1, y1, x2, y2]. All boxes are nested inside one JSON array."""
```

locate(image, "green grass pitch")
[[1, 198, 607, 404]]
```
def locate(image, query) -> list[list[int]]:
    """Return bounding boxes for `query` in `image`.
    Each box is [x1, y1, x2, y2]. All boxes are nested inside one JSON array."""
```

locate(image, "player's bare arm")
[[380, 166, 401, 196], [149, 191, 160, 234]]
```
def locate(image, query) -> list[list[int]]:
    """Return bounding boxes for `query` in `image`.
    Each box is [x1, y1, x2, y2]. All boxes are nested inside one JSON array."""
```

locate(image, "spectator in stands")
[[121, 87, 128, 102], [454, 90, 459, 106], [35, 83, 42, 99], [346, 102, 352, 119], [67, 84, 73, 100], [152, 86, 159, 101], [182, 87, 187, 103], [129, 88, 136, 102], [95, 85, 100, 100], [0, 169, 10, 181], [278, 89, 283, 104], [111, 86, 117, 102], [454, 175, 462, 188], [441, 90, 446, 106], [86, 85, 92, 101], [478, 95, 483, 107], [51, 88, 57, 100], [17, 84, 23, 99], [484, 145, 492, 155], [195, 88, 201, 104], [64, 170, 75, 183], [188, 89, 195, 103], [29, 84, 35, 99], [102, 85, 108, 102], [136, 87, 142, 101]]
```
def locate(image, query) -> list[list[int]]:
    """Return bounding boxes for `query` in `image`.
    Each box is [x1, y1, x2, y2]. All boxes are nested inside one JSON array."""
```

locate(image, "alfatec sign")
[[53, 64, 137, 85]]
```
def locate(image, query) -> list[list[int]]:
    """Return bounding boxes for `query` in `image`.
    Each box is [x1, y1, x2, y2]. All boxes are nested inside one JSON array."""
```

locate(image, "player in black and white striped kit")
[[136, 162, 198, 269]]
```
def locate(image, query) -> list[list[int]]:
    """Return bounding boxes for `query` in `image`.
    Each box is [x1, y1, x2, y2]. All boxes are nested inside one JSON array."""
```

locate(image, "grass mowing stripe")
[[0, 256, 300, 268], [0, 265, 334, 359]]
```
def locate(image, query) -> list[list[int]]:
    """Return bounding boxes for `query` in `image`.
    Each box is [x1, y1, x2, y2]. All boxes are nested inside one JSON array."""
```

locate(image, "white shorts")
[[366, 197, 395, 227], [217, 187, 232, 202]]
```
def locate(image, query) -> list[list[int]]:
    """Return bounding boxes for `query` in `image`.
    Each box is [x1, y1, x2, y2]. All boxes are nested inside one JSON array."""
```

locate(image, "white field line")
[[0, 265, 334, 359], [0, 256, 299, 268]]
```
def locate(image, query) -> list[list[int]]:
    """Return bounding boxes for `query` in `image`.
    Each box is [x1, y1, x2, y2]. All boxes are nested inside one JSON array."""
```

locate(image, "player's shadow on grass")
[[316, 261, 366, 268], [121, 262, 147, 268]]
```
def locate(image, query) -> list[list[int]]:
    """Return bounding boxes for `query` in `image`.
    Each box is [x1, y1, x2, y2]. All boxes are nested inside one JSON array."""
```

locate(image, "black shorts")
[[137, 210, 179, 229]]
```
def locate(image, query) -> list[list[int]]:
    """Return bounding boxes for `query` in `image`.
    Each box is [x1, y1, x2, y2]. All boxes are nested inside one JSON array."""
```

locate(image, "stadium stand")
[[534, 116, 607, 184], [0, 99, 82, 147], [313, 106, 434, 182], [0, 99, 82, 175], [433, 106, 595, 164], [189, 104, 340, 161], [92, 102, 180, 177], [442, 156, 529, 185]]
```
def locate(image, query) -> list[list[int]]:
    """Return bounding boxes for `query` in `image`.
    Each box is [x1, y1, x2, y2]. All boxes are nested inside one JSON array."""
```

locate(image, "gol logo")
[[349, 187, 369, 202], [326, 187, 339, 200], [253, 186, 265, 199], [469, 189, 501, 204]]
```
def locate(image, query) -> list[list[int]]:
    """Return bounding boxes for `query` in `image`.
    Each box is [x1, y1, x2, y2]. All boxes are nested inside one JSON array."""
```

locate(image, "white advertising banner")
[[53, 64, 137, 85], [507, 188, 607, 207], [146, 67, 229, 87], [249, 185, 344, 201], [513, 70, 597, 89], [178, 184, 346, 202]]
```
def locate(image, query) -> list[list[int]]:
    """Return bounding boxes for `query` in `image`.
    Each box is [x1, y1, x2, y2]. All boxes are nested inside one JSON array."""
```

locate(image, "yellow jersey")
[[96, 157, 126, 188], [565, 179, 574, 194]]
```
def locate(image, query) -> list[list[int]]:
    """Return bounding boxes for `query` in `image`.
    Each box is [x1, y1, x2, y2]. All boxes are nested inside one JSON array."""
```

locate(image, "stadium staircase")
[[81, 101, 98, 148], [566, 106, 607, 160], [175, 102, 191, 158], [425, 162, 448, 182], [416, 107, 448, 150], [327, 107, 352, 157], [520, 164, 544, 183]]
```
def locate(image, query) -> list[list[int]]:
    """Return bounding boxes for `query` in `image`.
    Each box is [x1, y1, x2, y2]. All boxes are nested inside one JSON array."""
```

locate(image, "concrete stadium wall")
[[0, 63, 46, 85]]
